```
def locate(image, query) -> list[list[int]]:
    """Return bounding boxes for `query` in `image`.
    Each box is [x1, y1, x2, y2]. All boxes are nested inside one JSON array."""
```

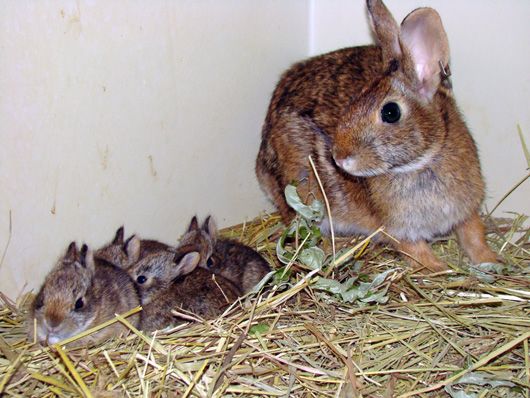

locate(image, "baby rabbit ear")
[[113, 226, 125, 245], [202, 216, 218, 240], [174, 251, 200, 277], [79, 244, 96, 273], [367, 0, 401, 63], [400, 8, 450, 99], [187, 216, 200, 232], [124, 235, 141, 263], [65, 241, 78, 261]]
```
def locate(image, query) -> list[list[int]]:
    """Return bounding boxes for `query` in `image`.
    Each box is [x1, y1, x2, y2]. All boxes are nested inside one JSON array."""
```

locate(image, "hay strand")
[[54, 345, 92, 398]]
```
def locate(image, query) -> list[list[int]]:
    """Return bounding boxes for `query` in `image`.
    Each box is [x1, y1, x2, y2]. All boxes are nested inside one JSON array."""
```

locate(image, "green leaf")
[[469, 262, 505, 283], [358, 273, 370, 282], [341, 284, 361, 303], [275, 184, 326, 270], [352, 262, 363, 273], [313, 277, 355, 302], [299, 247, 325, 270], [444, 371, 515, 398], [455, 371, 515, 388], [273, 267, 292, 284], [249, 323, 270, 336], [369, 269, 394, 289], [275, 229, 292, 265], [284, 185, 323, 222], [313, 278, 345, 295], [312, 269, 394, 304], [310, 225, 322, 240], [357, 281, 372, 297], [359, 289, 389, 304]]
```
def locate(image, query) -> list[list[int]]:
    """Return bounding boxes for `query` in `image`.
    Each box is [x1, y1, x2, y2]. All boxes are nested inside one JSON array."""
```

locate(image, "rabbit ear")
[[202, 216, 218, 240], [113, 226, 125, 244], [367, 0, 401, 63], [79, 244, 96, 273], [124, 235, 141, 263], [65, 241, 78, 261], [174, 252, 200, 277], [187, 216, 199, 232], [400, 8, 450, 99]]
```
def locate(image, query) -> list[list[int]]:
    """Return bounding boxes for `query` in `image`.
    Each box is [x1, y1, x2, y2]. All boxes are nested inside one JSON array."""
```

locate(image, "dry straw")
[[0, 210, 528, 397]]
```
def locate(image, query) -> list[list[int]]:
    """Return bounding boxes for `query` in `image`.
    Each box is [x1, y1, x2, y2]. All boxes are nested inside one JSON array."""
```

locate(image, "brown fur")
[[179, 216, 271, 293], [177, 216, 214, 269], [95, 226, 169, 269], [28, 242, 140, 346], [128, 247, 240, 332], [255, 0, 498, 271]]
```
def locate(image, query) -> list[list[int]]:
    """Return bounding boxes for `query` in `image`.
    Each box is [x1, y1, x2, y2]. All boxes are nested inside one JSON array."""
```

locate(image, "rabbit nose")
[[334, 155, 358, 173]]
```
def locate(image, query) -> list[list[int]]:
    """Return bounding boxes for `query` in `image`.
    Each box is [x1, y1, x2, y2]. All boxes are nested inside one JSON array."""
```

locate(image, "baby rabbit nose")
[[46, 314, 63, 329], [334, 155, 358, 173]]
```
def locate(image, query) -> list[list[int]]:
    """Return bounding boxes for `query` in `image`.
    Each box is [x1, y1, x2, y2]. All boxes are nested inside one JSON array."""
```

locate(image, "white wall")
[[0, 1, 308, 299], [310, 0, 530, 217], [1, 1, 528, 299]]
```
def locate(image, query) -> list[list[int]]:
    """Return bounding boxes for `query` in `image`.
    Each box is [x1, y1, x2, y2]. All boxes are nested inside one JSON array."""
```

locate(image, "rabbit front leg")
[[397, 240, 448, 272], [455, 212, 500, 264]]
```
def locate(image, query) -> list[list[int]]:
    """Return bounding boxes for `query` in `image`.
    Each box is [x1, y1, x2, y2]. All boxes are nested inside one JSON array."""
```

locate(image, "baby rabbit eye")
[[381, 102, 401, 124], [206, 257, 215, 268], [137, 275, 147, 284], [74, 298, 84, 310]]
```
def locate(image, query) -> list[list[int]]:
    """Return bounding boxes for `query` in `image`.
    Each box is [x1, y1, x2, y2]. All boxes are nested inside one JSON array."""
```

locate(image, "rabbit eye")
[[74, 298, 84, 310], [137, 275, 147, 284], [206, 257, 215, 268], [381, 102, 401, 124]]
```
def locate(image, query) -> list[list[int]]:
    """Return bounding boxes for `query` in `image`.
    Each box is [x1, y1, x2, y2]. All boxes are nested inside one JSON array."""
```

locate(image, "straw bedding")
[[0, 212, 528, 397]]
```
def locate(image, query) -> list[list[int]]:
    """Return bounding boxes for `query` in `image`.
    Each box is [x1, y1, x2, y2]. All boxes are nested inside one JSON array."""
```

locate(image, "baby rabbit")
[[29, 242, 140, 346], [95, 226, 169, 269], [128, 247, 240, 332], [255, 0, 499, 271], [179, 216, 271, 294]]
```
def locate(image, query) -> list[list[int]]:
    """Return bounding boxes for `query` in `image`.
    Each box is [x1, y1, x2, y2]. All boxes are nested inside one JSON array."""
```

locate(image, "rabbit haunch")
[[256, 0, 498, 271], [29, 243, 140, 345]]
